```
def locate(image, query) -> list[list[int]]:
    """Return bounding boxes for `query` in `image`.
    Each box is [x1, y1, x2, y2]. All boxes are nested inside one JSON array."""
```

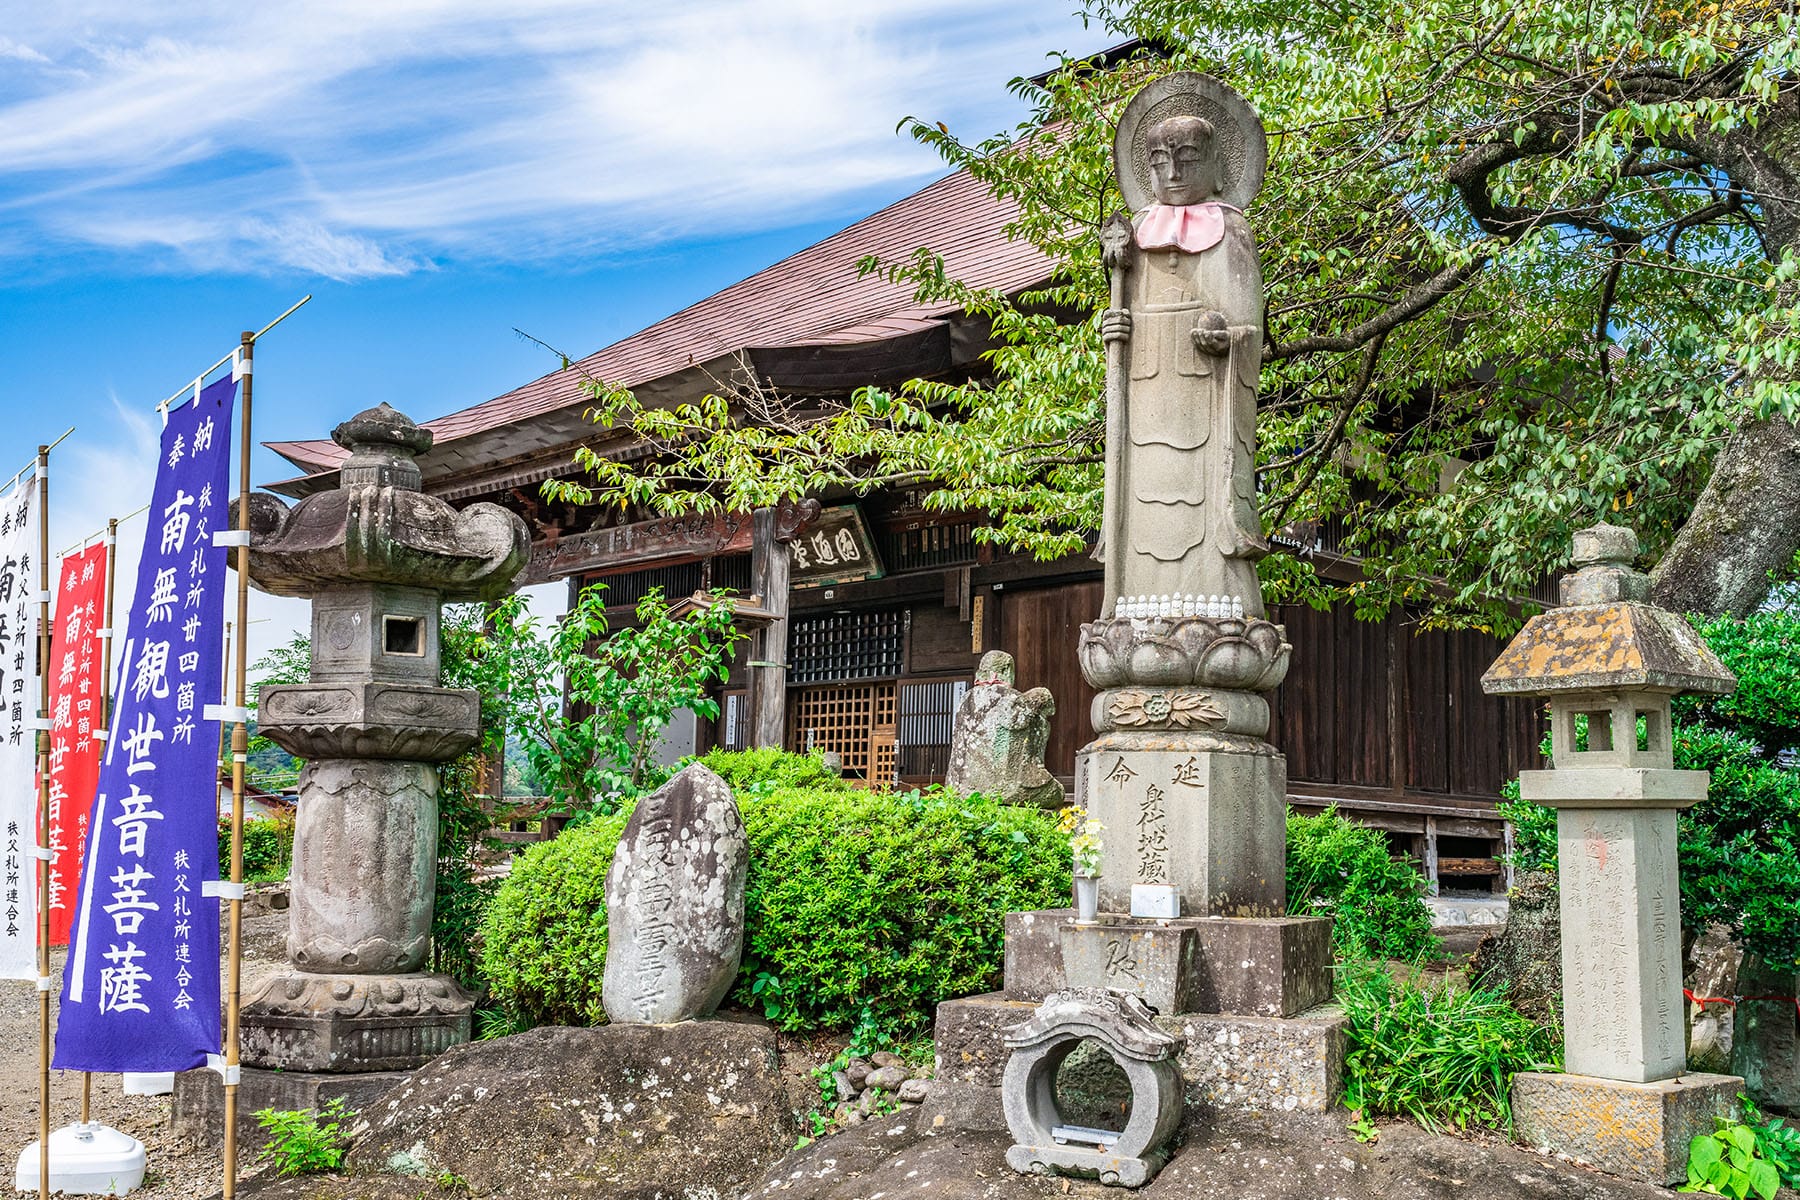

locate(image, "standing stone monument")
[[603, 762, 748, 1025], [1482, 523, 1743, 1184], [1079, 71, 1289, 920], [943, 651, 1062, 809], [933, 77, 1342, 1167], [235, 404, 528, 1071]]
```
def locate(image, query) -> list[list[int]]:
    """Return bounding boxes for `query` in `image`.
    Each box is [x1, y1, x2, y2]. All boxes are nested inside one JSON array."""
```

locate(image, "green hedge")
[[1287, 807, 1436, 961], [481, 770, 1070, 1034]]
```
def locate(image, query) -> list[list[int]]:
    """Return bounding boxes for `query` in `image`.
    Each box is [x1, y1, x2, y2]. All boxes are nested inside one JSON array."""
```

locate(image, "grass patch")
[[1338, 957, 1560, 1133]]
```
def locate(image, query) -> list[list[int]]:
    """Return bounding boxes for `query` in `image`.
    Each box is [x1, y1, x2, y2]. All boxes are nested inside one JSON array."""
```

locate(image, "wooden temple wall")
[[581, 536, 1545, 894]]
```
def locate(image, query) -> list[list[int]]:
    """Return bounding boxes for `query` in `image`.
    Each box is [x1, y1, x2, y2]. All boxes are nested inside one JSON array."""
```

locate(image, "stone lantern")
[[233, 404, 528, 1074], [1481, 523, 1742, 1184]]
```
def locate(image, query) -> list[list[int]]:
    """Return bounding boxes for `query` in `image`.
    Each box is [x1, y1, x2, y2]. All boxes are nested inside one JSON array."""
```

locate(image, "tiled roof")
[[268, 165, 1052, 477]]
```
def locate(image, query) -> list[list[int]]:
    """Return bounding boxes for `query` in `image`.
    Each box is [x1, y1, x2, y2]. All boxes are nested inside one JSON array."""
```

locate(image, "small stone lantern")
[[233, 404, 528, 1073], [1481, 523, 1742, 1184]]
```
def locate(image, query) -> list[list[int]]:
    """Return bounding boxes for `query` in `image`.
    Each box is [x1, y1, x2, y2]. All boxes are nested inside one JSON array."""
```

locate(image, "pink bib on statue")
[[1134, 202, 1239, 254]]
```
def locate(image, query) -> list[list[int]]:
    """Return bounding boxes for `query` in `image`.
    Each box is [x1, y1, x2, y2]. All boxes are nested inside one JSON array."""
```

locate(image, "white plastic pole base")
[[14, 1122, 147, 1195], [120, 1073, 174, 1097]]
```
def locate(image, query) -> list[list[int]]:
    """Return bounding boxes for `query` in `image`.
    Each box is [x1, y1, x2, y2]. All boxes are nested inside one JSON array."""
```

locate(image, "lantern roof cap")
[[1481, 525, 1735, 698]]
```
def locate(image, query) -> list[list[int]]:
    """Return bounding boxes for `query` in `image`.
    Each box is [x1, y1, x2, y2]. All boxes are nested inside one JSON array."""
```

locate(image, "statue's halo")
[[1114, 71, 1267, 213]]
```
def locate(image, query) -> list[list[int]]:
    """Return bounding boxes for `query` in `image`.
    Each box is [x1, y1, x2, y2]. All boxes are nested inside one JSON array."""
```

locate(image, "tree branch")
[[1268, 261, 1485, 359]]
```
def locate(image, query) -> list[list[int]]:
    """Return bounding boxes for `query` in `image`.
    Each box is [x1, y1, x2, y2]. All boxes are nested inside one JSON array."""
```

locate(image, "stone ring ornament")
[[1001, 988, 1186, 1187], [1113, 70, 1268, 213]]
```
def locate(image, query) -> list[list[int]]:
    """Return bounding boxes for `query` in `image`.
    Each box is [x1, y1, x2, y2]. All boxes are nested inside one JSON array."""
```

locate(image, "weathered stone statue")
[[603, 763, 748, 1025], [1097, 76, 1269, 622], [943, 651, 1061, 809], [1077, 73, 1290, 920], [234, 404, 529, 1071], [934, 76, 1340, 1149]]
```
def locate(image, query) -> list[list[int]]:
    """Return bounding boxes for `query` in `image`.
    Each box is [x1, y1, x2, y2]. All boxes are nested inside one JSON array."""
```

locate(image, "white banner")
[[0, 475, 39, 979]]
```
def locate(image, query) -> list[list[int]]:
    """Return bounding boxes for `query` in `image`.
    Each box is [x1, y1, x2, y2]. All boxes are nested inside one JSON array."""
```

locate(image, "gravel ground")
[[3, 907, 289, 1199]]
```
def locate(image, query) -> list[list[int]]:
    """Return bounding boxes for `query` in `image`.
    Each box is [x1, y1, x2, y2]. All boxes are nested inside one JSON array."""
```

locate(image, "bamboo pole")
[[220, 332, 254, 1200], [152, 296, 309, 417], [81, 515, 122, 1127], [57, 503, 148, 560], [34, 445, 51, 1197]]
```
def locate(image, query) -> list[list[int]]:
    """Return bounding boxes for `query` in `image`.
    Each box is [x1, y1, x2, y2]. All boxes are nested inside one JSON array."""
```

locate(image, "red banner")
[[43, 542, 107, 946]]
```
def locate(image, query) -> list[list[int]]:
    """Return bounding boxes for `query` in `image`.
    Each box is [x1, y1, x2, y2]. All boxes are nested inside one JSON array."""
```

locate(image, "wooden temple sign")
[[520, 511, 755, 585], [790, 504, 884, 589]]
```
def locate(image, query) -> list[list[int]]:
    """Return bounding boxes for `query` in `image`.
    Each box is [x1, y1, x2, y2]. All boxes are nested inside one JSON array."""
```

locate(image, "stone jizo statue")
[[1098, 74, 1269, 621], [943, 651, 1061, 809]]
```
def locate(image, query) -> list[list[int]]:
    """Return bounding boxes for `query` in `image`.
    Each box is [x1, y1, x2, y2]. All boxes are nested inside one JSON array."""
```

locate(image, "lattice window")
[[879, 522, 979, 573], [789, 683, 897, 784], [789, 609, 906, 685], [713, 554, 753, 595], [896, 679, 968, 779], [586, 561, 705, 609]]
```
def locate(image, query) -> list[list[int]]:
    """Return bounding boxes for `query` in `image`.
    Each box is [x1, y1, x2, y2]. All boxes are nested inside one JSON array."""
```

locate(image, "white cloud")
[[0, 1, 1097, 279], [0, 37, 50, 63]]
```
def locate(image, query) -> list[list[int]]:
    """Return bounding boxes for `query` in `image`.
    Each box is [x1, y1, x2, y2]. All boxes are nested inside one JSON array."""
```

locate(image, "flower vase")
[[1073, 873, 1100, 925]]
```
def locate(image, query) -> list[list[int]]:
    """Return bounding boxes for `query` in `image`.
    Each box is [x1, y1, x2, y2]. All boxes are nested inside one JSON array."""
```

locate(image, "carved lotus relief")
[[370, 685, 474, 725], [264, 687, 356, 720], [1106, 688, 1225, 730], [1079, 616, 1291, 691]]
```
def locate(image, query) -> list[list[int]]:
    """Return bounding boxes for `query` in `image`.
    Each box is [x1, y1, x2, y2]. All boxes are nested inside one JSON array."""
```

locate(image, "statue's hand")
[[1100, 209, 1134, 270], [1101, 308, 1133, 345], [1192, 310, 1232, 357]]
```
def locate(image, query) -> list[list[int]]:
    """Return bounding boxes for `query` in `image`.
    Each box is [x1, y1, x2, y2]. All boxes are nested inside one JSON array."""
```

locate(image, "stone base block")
[[927, 993, 1345, 1131], [240, 972, 473, 1071], [1003, 909, 1332, 1017], [1161, 1007, 1346, 1114], [171, 1064, 412, 1151], [1512, 1070, 1743, 1184], [1005, 1141, 1169, 1188]]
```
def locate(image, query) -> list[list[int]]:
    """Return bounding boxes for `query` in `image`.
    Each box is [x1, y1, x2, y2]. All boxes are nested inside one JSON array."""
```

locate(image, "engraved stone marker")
[[1483, 524, 1744, 1183], [603, 763, 748, 1025]]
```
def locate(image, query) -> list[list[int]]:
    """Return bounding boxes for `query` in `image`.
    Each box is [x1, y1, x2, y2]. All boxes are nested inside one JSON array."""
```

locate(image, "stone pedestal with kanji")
[[1482, 524, 1744, 1184]]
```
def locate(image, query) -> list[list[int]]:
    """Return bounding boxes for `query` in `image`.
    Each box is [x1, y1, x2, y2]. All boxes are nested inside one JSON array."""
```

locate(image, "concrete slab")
[[1158, 1006, 1347, 1114]]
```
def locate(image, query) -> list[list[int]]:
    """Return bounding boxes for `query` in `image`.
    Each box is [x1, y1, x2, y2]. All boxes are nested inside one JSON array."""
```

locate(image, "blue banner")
[[55, 375, 235, 1072]]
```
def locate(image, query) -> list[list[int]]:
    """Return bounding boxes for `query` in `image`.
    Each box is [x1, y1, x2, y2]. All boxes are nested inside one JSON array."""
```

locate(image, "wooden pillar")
[[749, 507, 791, 749]]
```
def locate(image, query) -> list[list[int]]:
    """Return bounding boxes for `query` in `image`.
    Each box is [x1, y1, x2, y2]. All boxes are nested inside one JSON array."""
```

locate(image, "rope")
[[1685, 988, 1800, 1016]]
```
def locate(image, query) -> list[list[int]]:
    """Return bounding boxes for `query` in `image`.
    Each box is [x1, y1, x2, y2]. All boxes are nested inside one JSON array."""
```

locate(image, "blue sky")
[[0, 3, 1106, 659]]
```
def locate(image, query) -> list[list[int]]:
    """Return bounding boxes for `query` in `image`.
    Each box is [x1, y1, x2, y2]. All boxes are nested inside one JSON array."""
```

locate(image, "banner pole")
[[34, 445, 51, 1197], [220, 332, 254, 1200], [80, 516, 120, 1127]]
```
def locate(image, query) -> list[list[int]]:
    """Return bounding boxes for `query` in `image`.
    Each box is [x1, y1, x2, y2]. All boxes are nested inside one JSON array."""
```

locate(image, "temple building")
[[265, 155, 1543, 894]]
